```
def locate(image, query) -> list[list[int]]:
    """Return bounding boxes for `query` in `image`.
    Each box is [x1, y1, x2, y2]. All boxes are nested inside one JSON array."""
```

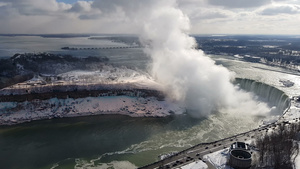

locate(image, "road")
[[138, 124, 277, 169]]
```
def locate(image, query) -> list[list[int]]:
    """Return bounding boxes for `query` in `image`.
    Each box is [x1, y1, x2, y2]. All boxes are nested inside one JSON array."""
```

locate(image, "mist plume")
[[96, 0, 272, 117]]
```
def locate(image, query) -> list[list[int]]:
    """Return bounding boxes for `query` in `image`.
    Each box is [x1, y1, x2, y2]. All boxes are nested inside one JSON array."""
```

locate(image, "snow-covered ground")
[[58, 66, 156, 85], [281, 99, 300, 122], [203, 148, 231, 169], [0, 66, 163, 96], [181, 160, 208, 169], [0, 67, 185, 125], [0, 96, 185, 125]]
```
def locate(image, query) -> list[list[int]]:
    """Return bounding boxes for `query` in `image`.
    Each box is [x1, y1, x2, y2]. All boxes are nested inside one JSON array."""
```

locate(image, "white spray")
[[94, 0, 272, 117], [137, 0, 271, 117]]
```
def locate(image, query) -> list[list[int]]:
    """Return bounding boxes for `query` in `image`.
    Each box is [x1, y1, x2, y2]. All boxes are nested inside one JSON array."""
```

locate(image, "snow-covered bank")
[[0, 96, 185, 125], [0, 67, 163, 96], [0, 67, 187, 125]]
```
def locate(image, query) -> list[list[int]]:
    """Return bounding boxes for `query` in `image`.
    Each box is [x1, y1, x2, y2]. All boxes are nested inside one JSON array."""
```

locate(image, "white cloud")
[[190, 9, 233, 21], [0, 0, 299, 34], [0, 2, 9, 7], [207, 0, 271, 8], [67, 1, 102, 20], [259, 4, 300, 15], [5, 0, 71, 16], [68, 1, 93, 12]]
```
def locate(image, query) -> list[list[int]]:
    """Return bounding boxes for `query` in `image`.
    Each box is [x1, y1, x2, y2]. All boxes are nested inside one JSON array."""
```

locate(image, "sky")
[[0, 0, 299, 35]]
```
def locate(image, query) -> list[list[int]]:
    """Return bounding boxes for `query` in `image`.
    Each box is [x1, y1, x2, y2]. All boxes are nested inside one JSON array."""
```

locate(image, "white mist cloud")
[[0, 0, 274, 117], [128, 0, 272, 117]]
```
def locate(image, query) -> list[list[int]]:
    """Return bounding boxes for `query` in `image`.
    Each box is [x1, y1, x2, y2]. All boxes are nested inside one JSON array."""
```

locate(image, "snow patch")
[[203, 149, 231, 169], [181, 161, 208, 169]]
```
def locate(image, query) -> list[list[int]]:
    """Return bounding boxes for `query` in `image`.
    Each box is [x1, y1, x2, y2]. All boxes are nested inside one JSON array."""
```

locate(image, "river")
[[0, 35, 299, 169]]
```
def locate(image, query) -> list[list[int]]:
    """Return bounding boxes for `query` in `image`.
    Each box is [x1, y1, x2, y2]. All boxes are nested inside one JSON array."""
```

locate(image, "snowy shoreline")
[[0, 67, 188, 126], [0, 95, 185, 126], [0, 80, 186, 126]]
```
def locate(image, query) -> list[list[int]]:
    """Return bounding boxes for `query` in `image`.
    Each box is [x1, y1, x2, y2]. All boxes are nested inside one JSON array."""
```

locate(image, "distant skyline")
[[0, 0, 299, 35]]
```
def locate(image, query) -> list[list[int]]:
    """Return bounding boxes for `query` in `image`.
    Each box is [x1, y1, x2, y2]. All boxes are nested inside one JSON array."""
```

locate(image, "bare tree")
[[255, 122, 300, 169]]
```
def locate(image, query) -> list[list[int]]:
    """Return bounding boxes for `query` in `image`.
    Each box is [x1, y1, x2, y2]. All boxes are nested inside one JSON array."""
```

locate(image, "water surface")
[[0, 36, 295, 169]]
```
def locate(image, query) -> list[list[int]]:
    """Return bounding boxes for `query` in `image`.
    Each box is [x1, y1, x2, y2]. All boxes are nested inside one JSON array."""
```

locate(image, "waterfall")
[[234, 78, 290, 115]]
